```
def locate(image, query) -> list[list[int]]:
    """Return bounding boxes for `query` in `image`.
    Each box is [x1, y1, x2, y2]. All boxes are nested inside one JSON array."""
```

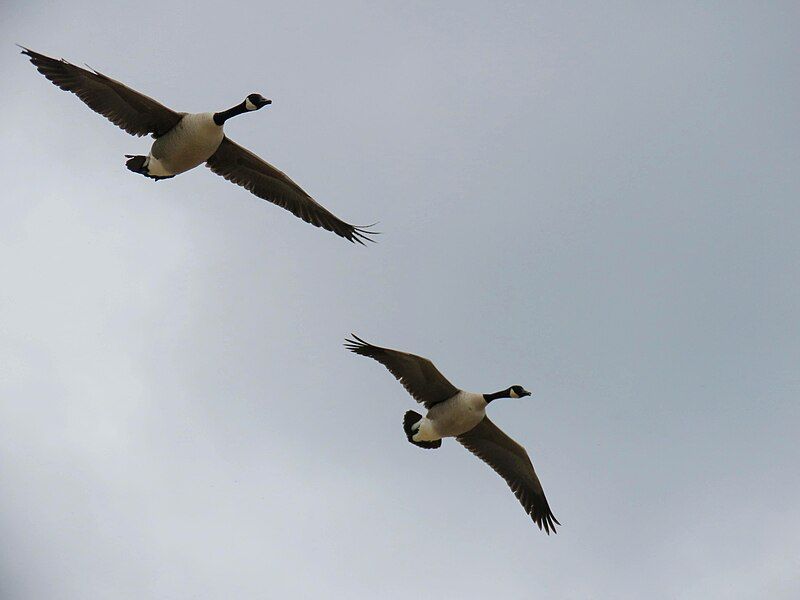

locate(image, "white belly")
[[147, 113, 224, 176], [414, 391, 487, 441]]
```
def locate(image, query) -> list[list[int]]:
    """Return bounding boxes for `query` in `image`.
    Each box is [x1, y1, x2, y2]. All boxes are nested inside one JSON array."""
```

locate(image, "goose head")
[[509, 385, 532, 398], [483, 385, 532, 403], [214, 94, 272, 125], [245, 93, 272, 111]]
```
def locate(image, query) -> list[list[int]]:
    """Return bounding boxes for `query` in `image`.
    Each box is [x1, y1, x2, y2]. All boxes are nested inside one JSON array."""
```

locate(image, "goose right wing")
[[345, 335, 459, 408], [206, 138, 377, 244], [457, 416, 559, 534], [20, 46, 183, 138]]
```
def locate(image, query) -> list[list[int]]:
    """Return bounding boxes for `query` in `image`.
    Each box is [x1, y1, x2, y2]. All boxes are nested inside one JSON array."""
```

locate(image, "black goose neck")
[[483, 388, 510, 403], [213, 101, 248, 126]]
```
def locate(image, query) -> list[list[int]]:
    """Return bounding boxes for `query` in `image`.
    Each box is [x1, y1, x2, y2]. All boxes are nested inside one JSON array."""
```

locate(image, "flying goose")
[[345, 335, 559, 533], [20, 47, 375, 244]]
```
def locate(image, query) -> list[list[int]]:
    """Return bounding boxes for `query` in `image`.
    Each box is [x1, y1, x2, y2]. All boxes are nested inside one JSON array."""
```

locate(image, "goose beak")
[[522, 390, 532, 397]]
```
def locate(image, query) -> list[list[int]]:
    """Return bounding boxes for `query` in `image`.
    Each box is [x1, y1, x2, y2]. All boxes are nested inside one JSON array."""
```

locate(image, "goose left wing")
[[345, 335, 459, 408], [206, 138, 376, 244], [457, 416, 560, 534], [20, 46, 183, 138]]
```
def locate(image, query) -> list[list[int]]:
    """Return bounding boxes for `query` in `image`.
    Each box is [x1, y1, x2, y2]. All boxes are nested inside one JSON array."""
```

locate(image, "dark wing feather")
[[20, 46, 182, 138], [345, 335, 459, 408], [206, 138, 377, 244], [458, 416, 560, 534]]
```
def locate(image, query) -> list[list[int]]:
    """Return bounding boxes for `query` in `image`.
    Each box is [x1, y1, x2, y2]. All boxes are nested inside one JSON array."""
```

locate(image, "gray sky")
[[2, 2, 799, 598]]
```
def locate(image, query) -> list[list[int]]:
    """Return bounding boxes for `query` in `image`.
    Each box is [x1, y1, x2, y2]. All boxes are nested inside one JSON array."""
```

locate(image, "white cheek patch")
[[510, 388, 519, 399], [245, 98, 257, 111]]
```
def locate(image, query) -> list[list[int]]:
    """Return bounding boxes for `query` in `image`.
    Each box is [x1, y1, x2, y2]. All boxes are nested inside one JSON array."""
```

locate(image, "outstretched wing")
[[458, 416, 560, 534], [20, 46, 183, 138], [206, 138, 377, 244], [345, 335, 459, 408]]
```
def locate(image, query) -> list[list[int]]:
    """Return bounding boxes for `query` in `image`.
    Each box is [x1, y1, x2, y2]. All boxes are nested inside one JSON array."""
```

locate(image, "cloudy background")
[[2, 2, 799, 598]]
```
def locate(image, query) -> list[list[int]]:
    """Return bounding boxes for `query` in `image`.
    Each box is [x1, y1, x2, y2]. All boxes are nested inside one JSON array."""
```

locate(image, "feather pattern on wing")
[[206, 138, 377, 244], [20, 46, 183, 138], [458, 416, 560, 534], [344, 335, 459, 408]]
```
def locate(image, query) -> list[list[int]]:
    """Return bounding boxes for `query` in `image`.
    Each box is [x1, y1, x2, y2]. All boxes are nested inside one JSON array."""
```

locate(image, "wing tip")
[[16, 44, 43, 59], [344, 333, 371, 353], [534, 510, 561, 535], [17, 45, 56, 62], [349, 223, 380, 245], [17, 44, 38, 62], [18, 45, 73, 72]]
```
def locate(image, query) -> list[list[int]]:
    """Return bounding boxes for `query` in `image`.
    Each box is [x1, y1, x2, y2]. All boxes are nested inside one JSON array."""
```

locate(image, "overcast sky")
[[2, 2, 799, 598]]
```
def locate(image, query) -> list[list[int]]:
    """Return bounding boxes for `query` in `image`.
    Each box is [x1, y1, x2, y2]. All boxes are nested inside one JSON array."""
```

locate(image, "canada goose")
[[20, 47, 375, 244], [345, 335, 559, 533]]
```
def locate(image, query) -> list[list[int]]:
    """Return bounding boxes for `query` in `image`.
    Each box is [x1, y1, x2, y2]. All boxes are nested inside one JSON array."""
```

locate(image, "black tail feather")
[[125, 154, 147, 173], [125, 155, 174, 180], [403, 410, 422, 438], [403, 410, 441, 449]]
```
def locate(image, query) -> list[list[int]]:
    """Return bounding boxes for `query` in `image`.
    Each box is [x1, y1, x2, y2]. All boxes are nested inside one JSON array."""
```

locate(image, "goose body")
[[144, 112, 224, 178], [413, 390, 487, 441], [20, 47, 375, 243], [345, 335, 560, 534]]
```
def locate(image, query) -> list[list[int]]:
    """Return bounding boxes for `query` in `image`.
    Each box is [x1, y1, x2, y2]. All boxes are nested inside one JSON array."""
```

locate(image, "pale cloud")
[[1, 2, 799, 598]]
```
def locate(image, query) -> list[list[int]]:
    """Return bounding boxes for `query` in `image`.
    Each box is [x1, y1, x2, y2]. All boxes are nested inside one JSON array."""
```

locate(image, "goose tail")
[[403, 411, 441, 450], [125, 155, 174, 180]]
